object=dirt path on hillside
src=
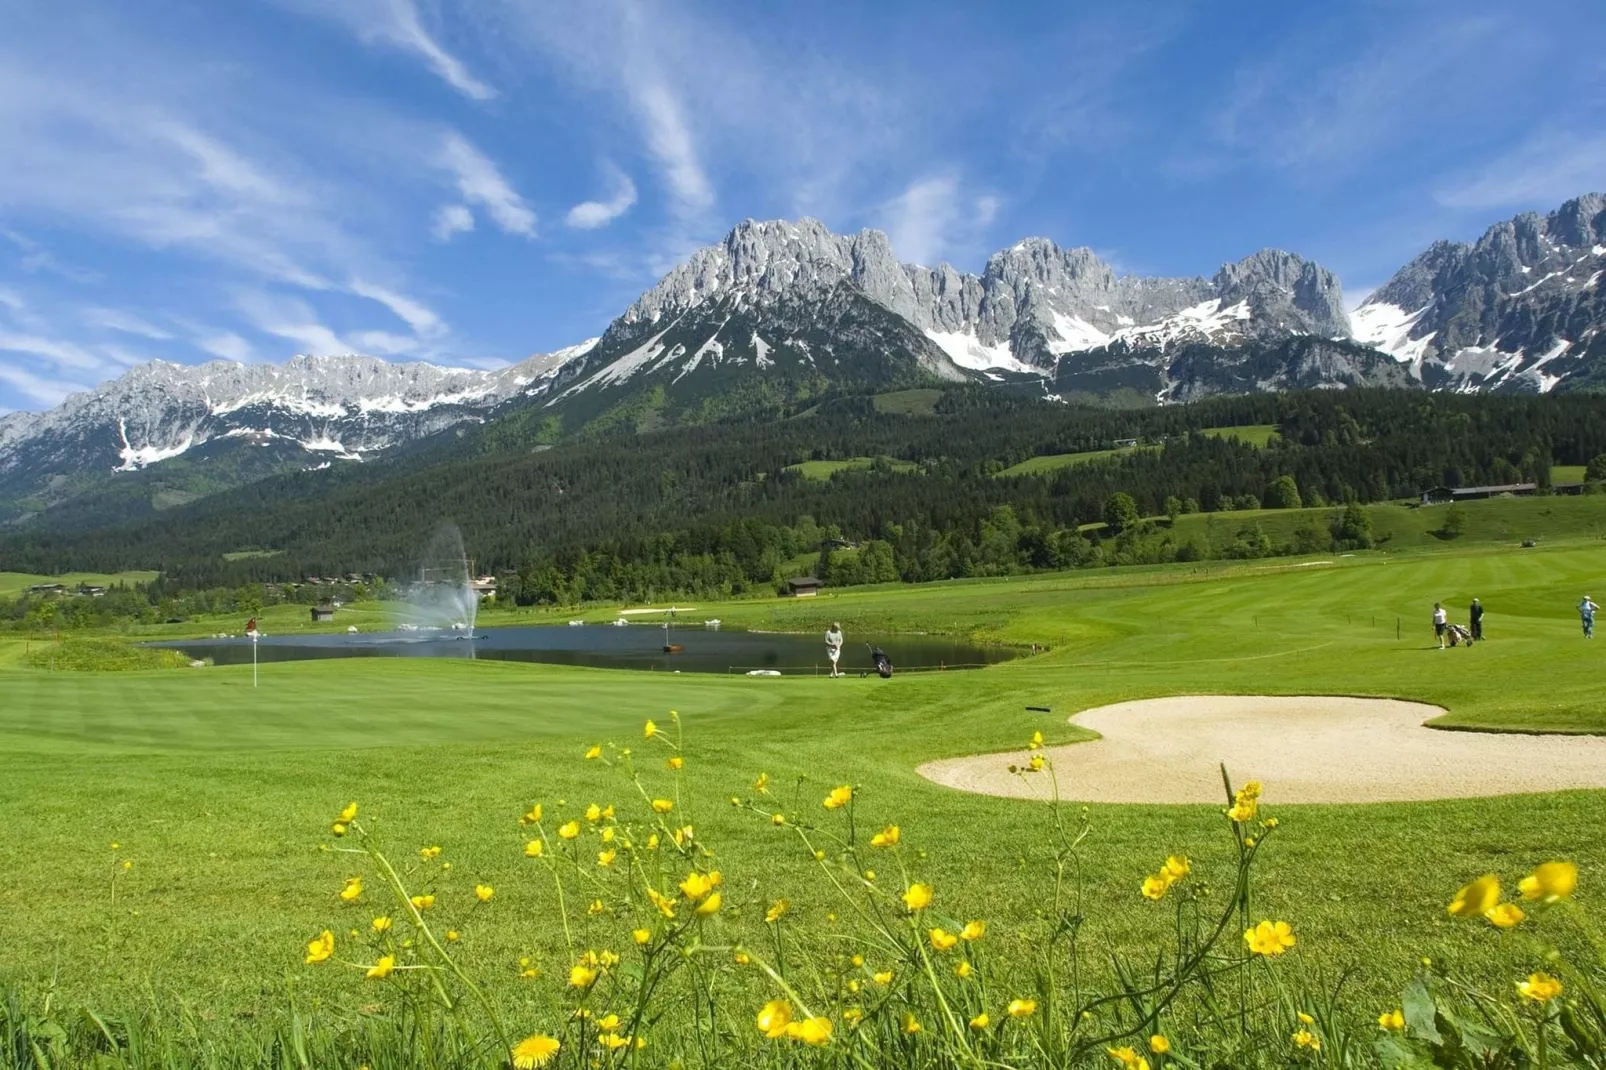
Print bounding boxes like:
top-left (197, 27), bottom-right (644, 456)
top-left (917, 696), bottom-right (1606, 804)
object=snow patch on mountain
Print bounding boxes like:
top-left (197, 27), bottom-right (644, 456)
top-left (924, 329), bottom-right (1032, 373)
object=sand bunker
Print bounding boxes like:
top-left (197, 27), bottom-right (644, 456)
top-left (918, 696), bottom-right (1606, 804)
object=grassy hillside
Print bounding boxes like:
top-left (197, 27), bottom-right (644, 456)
top-left (0, 569), bottom-right (158, 598)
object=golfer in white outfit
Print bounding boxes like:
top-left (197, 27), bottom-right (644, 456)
top-left (826, 622), bottom-right (844, 677)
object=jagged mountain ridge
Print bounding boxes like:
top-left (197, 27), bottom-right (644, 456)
top-left (562, 218), bottom-right (1350, 387)
top-left (1351, 193), bottom-right (1606, 392)
top-left (0, 343), bottom-right (595, 521)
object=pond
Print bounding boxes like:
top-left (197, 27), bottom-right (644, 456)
top-left (153, 623), bottom-right (1017, 676)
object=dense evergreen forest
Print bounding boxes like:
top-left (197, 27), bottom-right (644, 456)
top-left (3, 388), bottom-right (1604, 608)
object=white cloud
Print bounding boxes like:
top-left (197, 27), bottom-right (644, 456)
top-left (0, 361), bottom-right (83, 407)
top-left (880, 175), bottom-right (1000, 267)
top-left (87, 308), bottom-right (175, 340)
top-left (438, 133), bottom-right (537, 237)
top-left (348, 278), bottom-right (445, 337)
top-left (566, 163), bottom-right (638, 229)
top-left (196, 332), bottom-right (254, 362)
top-left (277, 0), bottom-right (495, 101)
top-left (634, 82), bottom-right (714, 219)
top-left (234, 292), bottom-right (351, 356)
top-left (1435, 132), bottom-right (1606, 211)
top-left (0, 331), bottom-right (109, 372)
top-left (431, 203), bottom-right (475, 241)
top-left (0, 287), bottom-right (23, 312)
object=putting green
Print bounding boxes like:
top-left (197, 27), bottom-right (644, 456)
top-left (919, 695), bottom-right (1606, 804)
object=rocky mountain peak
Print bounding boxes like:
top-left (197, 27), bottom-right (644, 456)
top-left (1212, 249), bottom-right (1350, 338)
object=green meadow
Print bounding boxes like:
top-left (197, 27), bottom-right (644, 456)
top-left (4, 517), bottom-right (1605, 1050)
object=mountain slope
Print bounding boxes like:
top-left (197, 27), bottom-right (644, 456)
top-left (0, 344), bottom-right (593, 523)
top-left (1351, 193), bottom-right (1606, 392)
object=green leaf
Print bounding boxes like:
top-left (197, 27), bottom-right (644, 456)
top-left (1402, 977), bottom-right (1442, 1044)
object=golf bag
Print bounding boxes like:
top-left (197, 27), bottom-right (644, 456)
top-left (1447, 623), bottom-right (1473, 647)
top-left (870, 645), bottom-right (893, 679)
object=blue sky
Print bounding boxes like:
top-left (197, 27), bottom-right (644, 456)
top-left (2, 0), bottom-right (1603, 412)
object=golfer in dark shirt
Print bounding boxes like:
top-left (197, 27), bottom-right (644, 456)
top-left (1469, 598), bottom-right (1484, 642)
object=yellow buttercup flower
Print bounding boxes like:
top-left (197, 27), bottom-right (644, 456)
top-left (1292, 1029), bottom-right (1320, 1051)
top-left (673, 825), bottom-right (693, 848)
top-left (1297, 1012), bottom-right (1314, 1025)
top-left (786, 1017), bottom-right (833, 1046)
top-left (873, 970), bottom-right (893, 985)
top-left (602, 804), bottom-right (615, 819)
top-left (961, 920), bottom-right (986, 941)
top-left (1106, 1047), bottom-right (1147, 1070)
top-left (304, 930), bottom-right (334, 965)
top-left (1518, 861), bottom-right (1578, 903)
top-left (1028, 754), bottom-right (1044, 772)
top-left (370, 916), bottom-right (392, 933)
top-left (1485, 902), bottom-right (1524, 928)
top-left (902, 883), bottom-right (933, 911)
top-left (1028, 729), bottom-right (1044, 749)
top-left (1141, 875), bottom-right (1171, 901)
top-left (695, 891), bottom-right (722, 917)
top-left (1226, 780), bottom-right (1261, 823)
top-left (365, 955), bottom-right (394, 980)
top-left (600, 826), bottom-right (615, 843)
top-left (586, 899), bottom-right (604, 915)
top-left (754, 772), bottom-right (770, 793)
top-left (419, 845), bottom-right (441, 860)
top-left (1149, 1034), bottom-right (1170, 1054)
top-left (652, 799), bottom-right (674, 814)
top-left (842, 1008), bottom-right (863, 1026)
top-left (1244, 920), bottom-right (1296, 956)
top-left (524, 839), bottom-right (544, 858)
top-left (632, 927), bottom-right (651, 945)
top-left (339, 877), bottom-right (363, 902)
top-left (521, 804), bottom-right (543, 824)
top-left (647, 888), bottom-right (677, 918)
top-left (870, 824), bottom-right (901, 847)
top-left (679, 872), bottom-right (714, 902)
top-left (1008, 999), bottom-right (1037, 1018)
top-left (510, 1035), bottom-right (560, 1069)
top-left (928, 927), bottom-right (958, 951)
top-left (569, 964), bottom-right (598, 989)
top-left (584, 745), bottom-right (602, 760)
top-left (331, 823), bottom-right (347, 837)
top-left (765, 899), bottom-right (789, 923)
top-left (1378, 1009), bottom-right (1405, 1031)
top-left (597, 1034), bottom-right (629, 1051)
top-left (1517, 972), bottom-right (1563, 1003)
top-left (734, 951), bottom-right (750, 965)
top-left (338, 802), bottom-right (358, 823)
top-left (954, 960), bottom-right (972, 978)
top-left (596, 1014), bottom-right (621, 1033)
top-left (558, 821), bottom-right (580, 840)
top-left (1448, 874), bottom-right (1501, 918)
top-left (822, 785), bottom-right (853, 810)
top-left (410, 894), bottom-right (435, 910)
top-left (667, 756), bottom-right (684, 770)
top-left (756, 1000), bottom-right (792, 1039)
top-left (969, 1012), bottom-right (990, 1030)
top-left (475, 884), bottom-right (494, 903)
top-left (1162, 855), bottom-right (1190, 880)
top-left (900, 1011), bottom-right (922, 1034)
top-left (644, 719), bottom-right (658, 738)
top-left (446, 930), bottom-right (460, 942)
top-left (597, 849), bottom-right (617, 867)
top-left (585, 803), bottom-right (602, 822)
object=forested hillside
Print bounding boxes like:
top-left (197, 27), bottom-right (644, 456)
top-left (4, 388), bottom-right (1603, 607)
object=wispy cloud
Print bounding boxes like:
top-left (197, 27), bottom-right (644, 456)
top-left (431, 203), bottom-right (475, 241)
top-left (1435, 131), bottom-right (1606, 211)
top-left (0, 361), bottom-right (84, 407)
top-left (566, 163), bottom-right (639, 229)
top-left (349, 278), bottom-right (446, 337)
top-left (880, 175), bottom-right (1000, 267)
top-left (87, 308), bottom-right (175, 341)
top-left (196, 331), bottom-right (254, 362)
top-left (437, 133), bottom-right (537, 237)
top-left (277, 0), bottom-right (495, 101)
top-left (0, 331), bottom-right (109, 372)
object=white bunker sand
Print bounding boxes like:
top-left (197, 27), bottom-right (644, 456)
top-left (918, 696), bottom-right (1606, 804)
